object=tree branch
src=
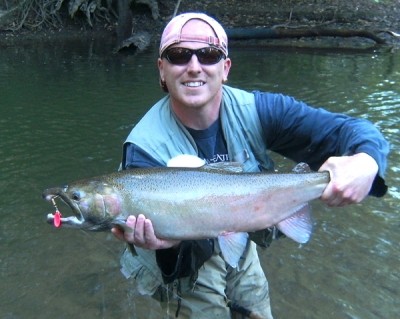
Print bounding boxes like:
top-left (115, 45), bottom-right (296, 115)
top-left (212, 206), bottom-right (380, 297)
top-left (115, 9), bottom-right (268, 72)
top-left (227, 27), bottom-right (387, 44)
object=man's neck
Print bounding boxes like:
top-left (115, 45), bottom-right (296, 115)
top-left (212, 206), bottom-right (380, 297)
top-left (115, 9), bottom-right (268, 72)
top-left (171, 101), bottom-right (221, 130)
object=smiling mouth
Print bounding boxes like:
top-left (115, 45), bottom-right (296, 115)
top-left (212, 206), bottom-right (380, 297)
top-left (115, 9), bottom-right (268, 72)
top-left (183, 81), bottom-right (205, 87)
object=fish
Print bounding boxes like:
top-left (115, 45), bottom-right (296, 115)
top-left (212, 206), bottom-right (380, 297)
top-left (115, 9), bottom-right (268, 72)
top-left (43, 161), bottom-right (329, 267)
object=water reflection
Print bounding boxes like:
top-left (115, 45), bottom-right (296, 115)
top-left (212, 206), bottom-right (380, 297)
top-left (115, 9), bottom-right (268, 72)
top-left (1, 39), bottom-right (399, 319)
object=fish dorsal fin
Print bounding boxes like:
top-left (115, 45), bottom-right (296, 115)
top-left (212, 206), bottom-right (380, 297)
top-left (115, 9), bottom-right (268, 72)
top-left (203, 162), bottom-right (243, 173)
top-left (167, 154), bottom-right (243, 173)
top-left (218, 232), bottom-right (248, 268)
top-left (292, 162), bottom-right (312, 173)
top-left (276, 204), bottom-right (314, 244)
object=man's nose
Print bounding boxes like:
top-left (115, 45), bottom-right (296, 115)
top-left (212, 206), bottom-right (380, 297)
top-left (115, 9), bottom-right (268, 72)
top-left (186, 54), bottom-right (202, 72)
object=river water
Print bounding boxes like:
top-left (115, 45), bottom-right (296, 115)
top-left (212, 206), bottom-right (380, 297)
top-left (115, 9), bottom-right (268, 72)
top-left (1, 38), bottom-right (399, 319)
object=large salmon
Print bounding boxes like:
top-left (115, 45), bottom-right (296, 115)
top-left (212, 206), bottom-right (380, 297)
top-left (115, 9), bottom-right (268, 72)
top-left (43, 162), bottom-right (329, 267)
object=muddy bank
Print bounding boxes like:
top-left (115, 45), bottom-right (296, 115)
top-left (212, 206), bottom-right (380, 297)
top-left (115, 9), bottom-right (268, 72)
top-left (1, 0), bottom-right (399, 49)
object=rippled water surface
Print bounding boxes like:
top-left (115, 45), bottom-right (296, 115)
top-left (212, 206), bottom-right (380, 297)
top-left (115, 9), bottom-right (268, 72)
top-left (1, 39), bottom-right (399, 319)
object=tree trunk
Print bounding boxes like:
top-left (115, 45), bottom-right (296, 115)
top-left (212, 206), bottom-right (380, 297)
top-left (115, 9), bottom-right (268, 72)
top-left (117, 0), bottom-right (133, 46)
top-left (226, 27), bottom-right (386, 44)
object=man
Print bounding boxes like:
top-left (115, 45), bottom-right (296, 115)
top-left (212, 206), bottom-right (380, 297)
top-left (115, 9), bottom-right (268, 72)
top-left (112, 13), bottom-right (389, 319)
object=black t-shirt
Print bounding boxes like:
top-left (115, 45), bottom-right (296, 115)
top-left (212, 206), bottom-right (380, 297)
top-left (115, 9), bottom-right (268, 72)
top-left (185, 118), bottom-right (229, 164)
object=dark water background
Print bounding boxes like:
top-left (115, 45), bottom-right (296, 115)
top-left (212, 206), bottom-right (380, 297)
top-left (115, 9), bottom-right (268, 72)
top-left (1, 38), bottom-right (399, 319)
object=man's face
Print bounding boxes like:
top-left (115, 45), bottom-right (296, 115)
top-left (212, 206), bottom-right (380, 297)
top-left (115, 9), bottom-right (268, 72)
top-left (158, 19), bottom-right (231, 111)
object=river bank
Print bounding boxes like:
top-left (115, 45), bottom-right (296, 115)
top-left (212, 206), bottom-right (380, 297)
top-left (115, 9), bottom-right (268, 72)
top-left (1, 0), bottom-right (399, 49)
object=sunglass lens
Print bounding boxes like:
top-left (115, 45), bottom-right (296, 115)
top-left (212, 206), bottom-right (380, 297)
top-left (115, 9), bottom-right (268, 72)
top-left (165, 48), bottom-right (192, 65)
top-left (197, 48), bottom-right (224, 64)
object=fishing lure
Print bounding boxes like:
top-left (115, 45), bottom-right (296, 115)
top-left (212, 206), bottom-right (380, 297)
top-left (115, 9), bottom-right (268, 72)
top-left (51, 197), bottom-right (62, 228)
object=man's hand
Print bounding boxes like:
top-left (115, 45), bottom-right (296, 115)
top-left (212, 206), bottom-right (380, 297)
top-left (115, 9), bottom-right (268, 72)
top-left (111, 214), bottom-right (181, 250)
top-left (318, 152), bottom-right (379, 207)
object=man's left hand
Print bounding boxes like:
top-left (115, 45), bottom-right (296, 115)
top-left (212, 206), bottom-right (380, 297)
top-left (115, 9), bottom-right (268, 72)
top-left (318, 152), bottom-right (379, 207)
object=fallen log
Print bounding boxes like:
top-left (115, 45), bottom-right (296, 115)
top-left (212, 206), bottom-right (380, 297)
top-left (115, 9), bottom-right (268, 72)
top-left (226, 27), bottom-right (386, 44)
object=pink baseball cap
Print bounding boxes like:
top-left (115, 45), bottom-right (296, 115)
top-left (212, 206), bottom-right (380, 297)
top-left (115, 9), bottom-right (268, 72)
top-left (159, 13), bottom-right (228, 58)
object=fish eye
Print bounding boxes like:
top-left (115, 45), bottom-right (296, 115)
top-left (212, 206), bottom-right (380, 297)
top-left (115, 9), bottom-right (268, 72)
top-left (72, 191), bottom-right (81, 201)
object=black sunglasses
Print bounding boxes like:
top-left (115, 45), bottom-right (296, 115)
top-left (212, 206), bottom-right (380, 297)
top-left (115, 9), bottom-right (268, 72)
top-left (162, 47), bottom-right (226, 65)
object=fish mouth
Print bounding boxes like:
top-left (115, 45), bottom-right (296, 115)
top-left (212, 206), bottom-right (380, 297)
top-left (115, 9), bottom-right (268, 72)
top-left (46, 213), bottom-right (84, 227)
top-left (43, 186), bottom-right (86, 228)
top-left (43, 186), bottom-right (113, 231)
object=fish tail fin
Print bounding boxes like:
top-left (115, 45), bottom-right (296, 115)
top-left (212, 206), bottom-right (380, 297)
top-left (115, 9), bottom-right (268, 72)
top-left (218, 232), bottom-right (249, 268)
top-left (277, 204), bottom-right (314, 244)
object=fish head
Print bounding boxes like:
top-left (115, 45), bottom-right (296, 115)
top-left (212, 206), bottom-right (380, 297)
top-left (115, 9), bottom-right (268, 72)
top-left (43, 179), bottom-right (123, 231)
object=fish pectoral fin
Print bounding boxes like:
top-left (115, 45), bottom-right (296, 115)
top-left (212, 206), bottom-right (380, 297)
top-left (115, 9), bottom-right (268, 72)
top-left (277, 203), bottom-right (314, 244)
top-left (111, 218), bottom-right (134, 234)
top-left (218, 232), bottom-right (248, 268)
